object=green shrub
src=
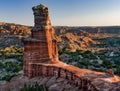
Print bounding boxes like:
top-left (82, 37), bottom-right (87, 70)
top-left (102, 60), bottom-right (112, 68)
top-left (80, 60), bottom-right (90, 67)
top-left (2, 74), bottom-right (16, 81)
top-left (0, 62), bottom-right (3, 68)
top-left (21, 83), bottom-right (48, 91)
top-left (116, 65), bottom-right (120, 75)
top-left (4, 61), bottom-right (22, 72)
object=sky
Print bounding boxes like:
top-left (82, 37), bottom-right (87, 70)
top-left (0, 0), bottom-right (120, 26)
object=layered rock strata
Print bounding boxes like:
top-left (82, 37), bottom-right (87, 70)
top-left (23, 4), bottom-right (59, 77)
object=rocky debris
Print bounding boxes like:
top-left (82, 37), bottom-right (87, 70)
top-left (0, 75), bottom-right (83, 91)
top-left (59, 53), bottom-right (71, 62)
top-left (107, 69), bottom-right (114, 76)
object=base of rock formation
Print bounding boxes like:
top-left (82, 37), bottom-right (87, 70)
top-left (0, 75), bottom-right (83, 91)
top-left (0, 67), bottom-right (120, 91)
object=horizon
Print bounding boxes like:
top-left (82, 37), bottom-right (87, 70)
top-left (1, 21), bottom-right (120, 27)
top-left (0, 0), bottom-right (120, 26)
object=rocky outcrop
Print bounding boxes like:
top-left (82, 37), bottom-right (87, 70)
top-left (56, 33), bottom-right (96, 51)
top-left (0, 74), bottom-right (90, 91)
top-left (23, 4), bottom-right (59, 77)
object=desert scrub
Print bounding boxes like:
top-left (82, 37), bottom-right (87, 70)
top-left (1, 73), bottom-right (17, 81)
top-left (102, 60), bottom-right (113, 68)
top-left (21, 83), bottom-right (48, 91)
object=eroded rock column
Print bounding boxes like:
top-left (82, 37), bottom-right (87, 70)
top-left (23, 4), bottom-right (59, 77)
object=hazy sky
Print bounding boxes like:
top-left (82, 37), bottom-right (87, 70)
top-left (0, 0), bottom-right (120, 26)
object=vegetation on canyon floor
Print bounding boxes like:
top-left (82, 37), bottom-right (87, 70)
top-left (59, 49), bottom-right (120, 75)
top-left (0, 46), bottom-right (23, 81)
top-left (21, 82), bottom-right (48, 91)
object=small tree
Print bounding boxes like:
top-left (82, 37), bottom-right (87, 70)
top-left (0, 62), bottom-right (3, 68)
top-left (102, 60), bottom-right (112, 68)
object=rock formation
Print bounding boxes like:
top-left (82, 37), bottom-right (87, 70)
top-left (21, 4), bottom-right (120, 91)
top-left (23, 4), bottom-right (59, 77)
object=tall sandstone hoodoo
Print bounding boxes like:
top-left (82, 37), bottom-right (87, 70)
top-left (23, 4), bottom-right (59, 77)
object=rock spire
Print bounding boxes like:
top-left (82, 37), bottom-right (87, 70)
top-left (23, 4), bottom-right (59, 77)
top-left (32, 4), bottom-right (52, 31)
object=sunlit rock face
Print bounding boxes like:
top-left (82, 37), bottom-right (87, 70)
top-left (23, 4), bottom-right (59, 77)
